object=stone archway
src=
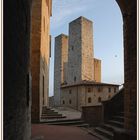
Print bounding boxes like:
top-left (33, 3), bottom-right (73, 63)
top-left (3, 0), bottom-right (137, 140)
top-left (116, 0), bottom-right (137, 131)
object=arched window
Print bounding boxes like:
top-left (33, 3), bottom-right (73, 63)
top-left (88, 97), bottom-right (92, 103)
top-left (98, 97), bottom-right (102, 102)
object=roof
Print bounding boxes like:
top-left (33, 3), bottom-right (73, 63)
top-left (61, 80), bottom-right (120, 88)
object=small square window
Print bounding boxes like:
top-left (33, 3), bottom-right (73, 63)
top-left (74, 76), bottom-right (76, 82)
top-left (114, 87), bottom-right (116, 93)
top-left (69, 90), bottom-right (71, 94)
top-left (98, 87), bottom-right (101, 92)
top-left (62, 100), bottom-right (65, 104)
top-left (108, 88), bottom-right (111, 93)
top-left (69, 100), bottom-right (72, 104)
top-left (88, 87), bottom-right (91, 93)
top-left (88, 97), bottom-right (92, 103)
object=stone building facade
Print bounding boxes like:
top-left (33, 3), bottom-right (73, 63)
top-left (54, 34), bottom-right (68, 106)
top-left (61, 81), bottom-right (119, 111)
top-left (31, 0), bottom-right (52, 122)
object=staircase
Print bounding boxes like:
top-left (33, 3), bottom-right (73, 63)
top-left (87, 88), bottom-right (125, 140)
top-left (41, 107), bottom-right (66, 120)
top-left (42, 118), bottom-right (89, 128)
top-left (88, 112), bottom-right (124, 140)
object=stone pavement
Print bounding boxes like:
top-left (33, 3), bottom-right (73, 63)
top-left (32, 124), bottom-right (99, 140)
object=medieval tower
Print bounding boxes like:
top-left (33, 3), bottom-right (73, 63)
top-left (54, 16), bottom-right (101, 106)
top-left (31, 0), bottom-right (52, 122)
top-left (54, 34), bottom-right (69, 106)
top-left (67, 16), bottom-right (95, 84)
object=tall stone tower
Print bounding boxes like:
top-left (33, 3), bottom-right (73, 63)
top-left (54, 34), bottom-right (69, 106)
top-left (31, 0), bottom-right (52, 122)
top-left (67, 16), bottom-right (94, 84)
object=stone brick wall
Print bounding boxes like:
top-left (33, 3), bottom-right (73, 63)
top-left (31, 0), bottom-right (51, 122)
top-left (54, 34), bottom-right (68, 106)
top-left (81, 106), bottom-right (103, 126)
top-left (61, 84), bottom-right (119, 111)
top-left (4, 0), bottom-right (31, 139)
top-left (68, 17), bottom-right (94, 85)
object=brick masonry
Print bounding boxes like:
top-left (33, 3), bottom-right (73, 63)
top-left (54, 34), bottom-right (68, 106)
top-left (31, 0), bottom-right (52, 122)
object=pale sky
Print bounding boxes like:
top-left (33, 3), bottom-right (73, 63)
top-left (49, 0), bottom-right (124, 96)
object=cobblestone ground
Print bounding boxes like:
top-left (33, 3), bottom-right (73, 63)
top-left (32, 124), bottom-right (99, 140)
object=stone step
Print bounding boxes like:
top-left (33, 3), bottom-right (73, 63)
top-left (113, 116), bottom-right (124, 122)
top-left (75, 123), bottom-right (89, 128)
top-left (88, 129), bottom-right (110, 140)
top-left (100, 124), bottom-right (114, 133)
top-left (101, 124), bottom-right (125, 133)
top-left (118, 112), bottom-right (124, 116)
top-left (42, 110), bottom-right (57, 113)
top-left (108, 120), bottom-right (124, 128)
top-left (43, 118), bottom-right (81, 123)
top-left (41, 116), bottom-right (66, 119)
top-left (45, 120), bottom-right (85, 125)
top-left (41, 113), bottom-right (62, 117)
top-left (95, 127), bottom-right (114, 140)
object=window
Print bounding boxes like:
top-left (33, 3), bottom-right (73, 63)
top-left (108, 87), bottom-right (111, 93)
top-left (62, 100), bottom-right (65, 104)
top-left (98, 97), bottom-right (102, 102)
top-left (74, 76), bottom-right (76, 82)
top-left (88, 97), bottom-right (92, 103)
top-left (114, 87), bottom-right (116, 93)
top-left (71, 45), bottom-right (74, 51)
top-left (69, 100), bottom-right (72, 104)
top-left (88, 87), bottom-right (91, 93)
top-left (69, 90), bottom-right (71, 94)
top-left (98, 87), bottom-right (101, 92)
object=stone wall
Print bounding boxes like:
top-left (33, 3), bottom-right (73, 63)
top-left (61, 84), bottom-right (119, 111)
top-left (54, 34), bottom-right (68, 106)
top-left (94, 58), bottom-right (101, 82)
top-left (68, 17), bottom-right (94, 85)
top-left (4, 0), bottom-right (31, 139)
top-left (81, 105), bottom-right (103, 126)
top-left (31, 0), bottom-right (51, 122)
top-left (116, 0), bottom-right (137, 131)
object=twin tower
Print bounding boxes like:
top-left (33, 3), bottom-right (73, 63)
top-left (54, 16), bottom-right (101, 106)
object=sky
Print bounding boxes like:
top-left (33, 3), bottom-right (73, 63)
top-left (49, 0), bottom-right (124, 97)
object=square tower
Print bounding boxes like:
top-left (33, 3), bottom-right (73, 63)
top-left (68, 16), bottom-right (94, 85)
top-left (54, 34), bottom-right (68, 106)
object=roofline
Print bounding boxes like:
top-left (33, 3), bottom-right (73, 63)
top-left (61, 82), bottom-right (120, 89)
